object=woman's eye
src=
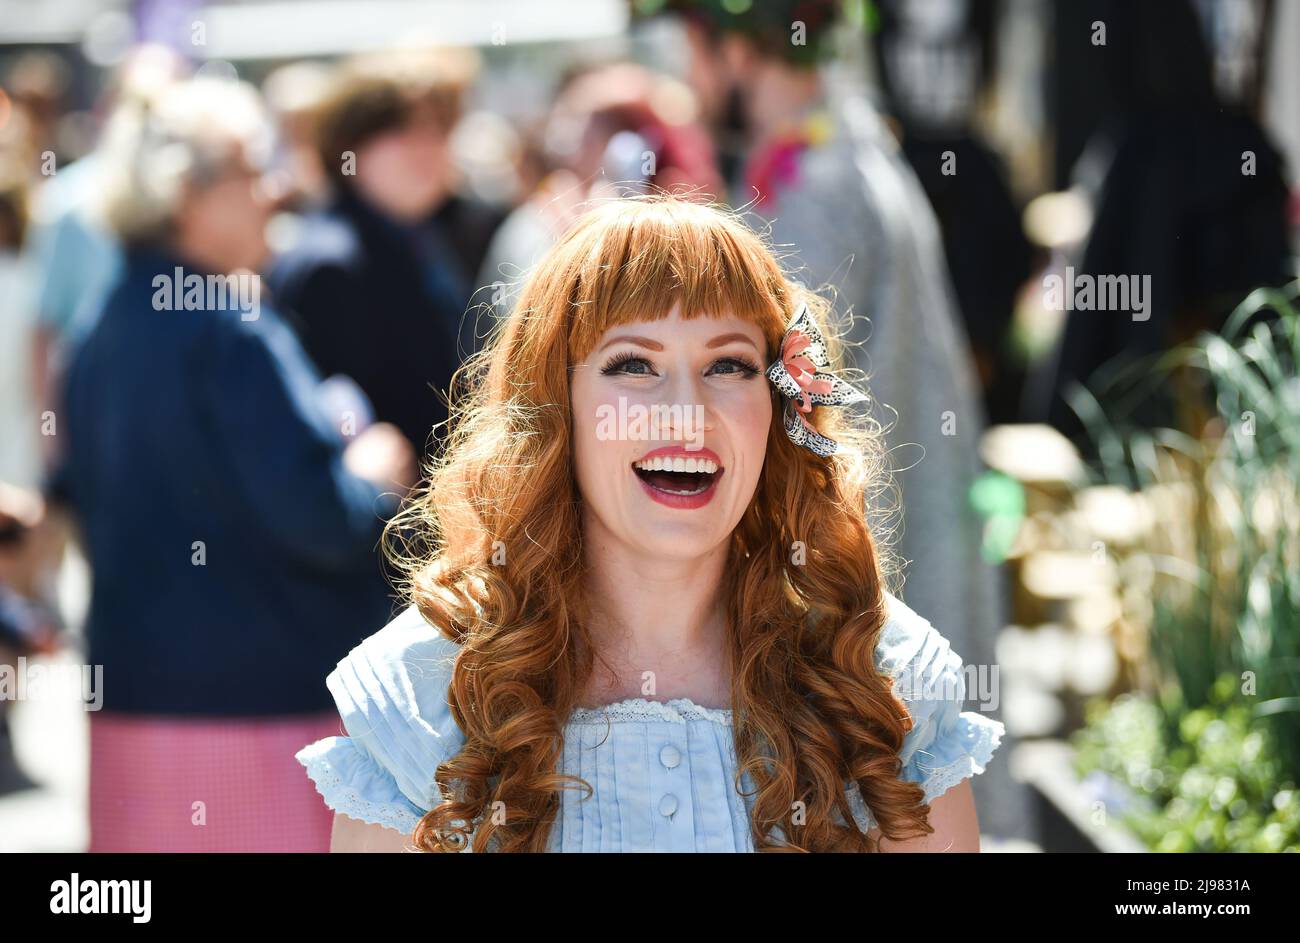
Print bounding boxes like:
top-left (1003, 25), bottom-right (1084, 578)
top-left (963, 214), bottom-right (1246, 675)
top-left (599, 353), bottom-right (759, 377)
top-left (707, 357), bottom-right (761, 377)
top-left (600, 353), bottom-right (655, 376)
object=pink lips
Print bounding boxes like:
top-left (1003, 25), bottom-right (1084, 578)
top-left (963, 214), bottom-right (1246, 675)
top-left (631, 445), bottom-right (725, 510)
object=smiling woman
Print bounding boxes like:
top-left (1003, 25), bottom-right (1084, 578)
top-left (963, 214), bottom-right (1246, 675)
top-left (570, 303), bottom-right (771, 550)
top-left (295, 194), bottom-right (1005, 852)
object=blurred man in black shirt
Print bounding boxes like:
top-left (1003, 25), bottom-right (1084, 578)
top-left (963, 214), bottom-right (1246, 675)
top-left (270, 48), bottom-right (506, 457)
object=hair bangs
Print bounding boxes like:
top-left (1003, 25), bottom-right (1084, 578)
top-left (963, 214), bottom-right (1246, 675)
top-left (562, 197), bottom-right (791, 365)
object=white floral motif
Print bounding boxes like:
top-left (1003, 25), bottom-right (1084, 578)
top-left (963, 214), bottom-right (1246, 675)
top-left (566, 696), bottom-right (734, 727)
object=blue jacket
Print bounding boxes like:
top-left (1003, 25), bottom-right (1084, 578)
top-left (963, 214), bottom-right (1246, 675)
top-left (53, 245), bottom-right (399, 716)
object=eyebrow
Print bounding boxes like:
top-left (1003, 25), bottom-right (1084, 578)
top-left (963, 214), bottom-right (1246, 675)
top-left (705, 332), bottom-right (760, 350)
top-left (596, 332), bottom-right (759, 353)
top-left (598, 335), bottom-right (664, 352)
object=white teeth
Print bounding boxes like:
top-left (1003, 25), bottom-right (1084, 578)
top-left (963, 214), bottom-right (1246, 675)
top-left (659, 483), bottom-right (706, 495)
top-left (632, 456), bottom-right (721, 474)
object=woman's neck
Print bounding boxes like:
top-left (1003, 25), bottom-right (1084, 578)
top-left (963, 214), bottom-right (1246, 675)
top-left (579, 516), bottom-right (732, 707)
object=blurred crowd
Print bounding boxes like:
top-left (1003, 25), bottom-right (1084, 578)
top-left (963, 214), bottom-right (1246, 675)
top-left (0, 0), bottom-right (1295, 850)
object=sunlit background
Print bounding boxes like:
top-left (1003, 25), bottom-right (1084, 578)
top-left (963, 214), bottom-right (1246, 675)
top-left (1, 0), bottom-right (1298, 853)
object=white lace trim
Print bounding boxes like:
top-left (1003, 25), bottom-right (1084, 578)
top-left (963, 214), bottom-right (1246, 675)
top-left (566, 696), bottom-right (733, 726)
top-left (916, 714), bottom-right (1004, 805)
top-left (297, 747), bottom-right (424, 835)
top-left (844, 714), bottom-right (1005, 832)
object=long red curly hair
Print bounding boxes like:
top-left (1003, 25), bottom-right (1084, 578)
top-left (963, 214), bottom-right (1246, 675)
top-left (385, 194), bottom-right (934, 851)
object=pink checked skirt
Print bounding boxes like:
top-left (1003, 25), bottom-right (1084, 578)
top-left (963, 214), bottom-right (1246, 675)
top-left (89, 710), bottom-right (343, 852)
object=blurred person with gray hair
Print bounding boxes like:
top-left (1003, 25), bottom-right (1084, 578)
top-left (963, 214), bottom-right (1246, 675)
top-left (49, 76), bottom-right (415, 851)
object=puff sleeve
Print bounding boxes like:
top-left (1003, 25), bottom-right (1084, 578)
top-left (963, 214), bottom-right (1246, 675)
top-left (875, 592), bottom-right (1005, 805)
top-left (295, 605), bottom-right (467, 834)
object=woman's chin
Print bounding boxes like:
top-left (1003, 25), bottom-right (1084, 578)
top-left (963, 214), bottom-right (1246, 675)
top-left (619, 516), bottom-right (734, 563)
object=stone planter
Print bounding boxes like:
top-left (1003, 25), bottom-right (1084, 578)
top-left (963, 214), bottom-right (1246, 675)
top-left (1012, 739), bottom-right (1149, 853)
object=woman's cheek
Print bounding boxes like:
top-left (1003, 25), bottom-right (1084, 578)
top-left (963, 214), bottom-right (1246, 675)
top-left (726, 388), bottom-right (773, 459)
top-left (711, 388), bottom-right (771, 505)
top-left (570, 376), bottom-right (606, 500)
top-left (575, 383), bottom-right (638, 501)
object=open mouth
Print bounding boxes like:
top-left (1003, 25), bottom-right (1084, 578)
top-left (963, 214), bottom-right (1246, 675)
top-left (632, 455), bottom-right (722, 497)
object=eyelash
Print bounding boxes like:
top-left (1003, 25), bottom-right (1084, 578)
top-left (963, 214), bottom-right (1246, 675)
top-left (599, 353), bottom-right (761, 378)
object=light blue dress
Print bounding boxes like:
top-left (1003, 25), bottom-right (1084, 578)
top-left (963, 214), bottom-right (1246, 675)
top-left (295, 591), bottom-right (1004, 851)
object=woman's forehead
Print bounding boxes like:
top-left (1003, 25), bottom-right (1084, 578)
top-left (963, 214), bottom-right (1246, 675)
top-left (586, 308), bottom-right (769, 352)
top-left (602, 305), bottom-right (762, 332)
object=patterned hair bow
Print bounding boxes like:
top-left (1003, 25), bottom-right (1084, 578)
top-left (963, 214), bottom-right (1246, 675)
top-left (766, 302), bottom-right (869, 457)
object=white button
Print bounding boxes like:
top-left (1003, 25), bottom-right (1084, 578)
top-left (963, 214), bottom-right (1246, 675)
top-left (659, 793), bottom-right (678, 817)
top-left (659, 744), bottom-right (682, 769)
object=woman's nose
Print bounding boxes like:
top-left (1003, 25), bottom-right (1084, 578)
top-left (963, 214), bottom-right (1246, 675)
top-left (663, 364), bottom-right (704, 410)
top-left (660, 368), bottom-right (715, 439)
